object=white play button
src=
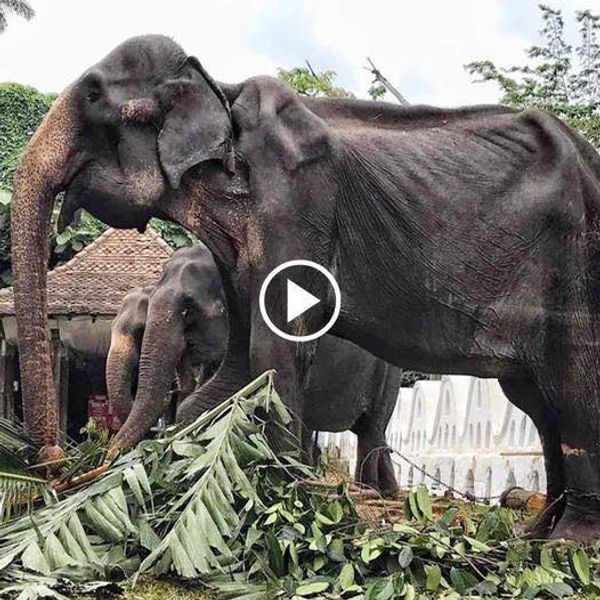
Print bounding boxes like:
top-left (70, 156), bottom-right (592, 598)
top-left (287, 279), bottom-right (320, 322)
top-left (259, 260), bottom-right (342, 342)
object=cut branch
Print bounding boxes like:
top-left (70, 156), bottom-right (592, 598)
top-left (366, 57), bottom-right (410, 105)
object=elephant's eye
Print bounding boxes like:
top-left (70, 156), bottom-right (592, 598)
top-left (87, 90), bottom-right (101, 104)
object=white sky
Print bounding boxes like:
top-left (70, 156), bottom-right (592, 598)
top-left (0, 0), bottom-right (596, 106)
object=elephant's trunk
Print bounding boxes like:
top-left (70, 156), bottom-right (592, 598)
top-left (109, 299), bottom-right (185, 455)
top-left (106, 332), bottom-right (139, 423)
top-left (11, 91), bottom-right (77, 463)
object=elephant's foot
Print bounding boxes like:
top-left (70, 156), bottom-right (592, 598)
top-left (549, 492), bottom-right (600, 543)
top-left (521, 494), bottom-right (566, 539)
top-left (545, 447), bottom-right (600, 542)
top-left (355, 446), bottom-right (398, 498)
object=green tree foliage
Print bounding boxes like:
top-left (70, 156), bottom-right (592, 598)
top-left (0, 84), bottom-right (57, 283)
top-left (368, 82), bottom-right (388, 101)
top-left (0, 0), bottom-right (34, 33)
top-left (278, 66), bottom-right (353, 98)
top-left (0, 83), bottom-right (55, 190)
top-left (466, 4), bottom-right (600, 146)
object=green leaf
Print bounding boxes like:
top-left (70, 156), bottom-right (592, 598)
top-left (464, 535), bottom-right (491, 553)
top-left (416, 486), bottom-right (433, 521)
top-left (366, 577), bottom-right (395, 600)
top-left (398, 546), bottom-right (413, 568)
top-left (295, 581), bottom-right (330, 596)
top-left (21, 541), bottom-right (50, 575)
top-left (426, 564), bottom-right (442, 591)
top-left (407, 491), bottom-right (421, 521)
top-left (44, 532), bottom-right (76, 570)
top-left (55, 230), bottom-right (71, 245)
top-left (139, 518), bottom-right (161, 551)
top-left (265, 531), bottom-right (284, 577)
top-left (543, 582), bottom-right (574, 598)
top-left (338, 563), bottom-right (355, 590)
top-left (327, 500), bottom-right (344, 523)
top-left (571, 548), bottom-right (590, 585)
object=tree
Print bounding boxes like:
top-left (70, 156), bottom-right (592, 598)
top-left (0, 0), bottom-right (34, 33)
top-left (466, 4), bottom-right (600, 146)
top-left (277, 64), bottom-right (353, 98)
top-left (278, 60), bottom-right (408, 103)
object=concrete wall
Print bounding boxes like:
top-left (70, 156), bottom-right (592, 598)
top-left (318, 375), bottom-right (546, 500)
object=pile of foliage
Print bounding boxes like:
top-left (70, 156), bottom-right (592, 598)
top-left (467, 4), bottom-right (600, 146)
top-left (1, 372), bottom-right (600, 599)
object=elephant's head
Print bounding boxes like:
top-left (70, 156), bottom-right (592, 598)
top-left (109, 244), bottom-right (228, 453)
top-left (11, 35), bottom-right (235, 459)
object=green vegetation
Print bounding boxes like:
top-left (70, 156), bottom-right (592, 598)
top-left (278, 66), bottom-right (353, 98)
top-left (467, 4), bottom-right (600, 146)
top-left (2, 373), bottom-right (600, 599)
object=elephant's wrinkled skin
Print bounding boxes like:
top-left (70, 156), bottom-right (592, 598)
top-left (11, 35), bottom-right (600, 539)
top-left (106, 244), bottom-right (227, 448)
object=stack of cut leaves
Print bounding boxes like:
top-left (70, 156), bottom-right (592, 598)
top-left (1, 372), bottom-right (600, 599)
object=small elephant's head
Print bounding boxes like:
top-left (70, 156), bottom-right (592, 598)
top-left (11, 35), bottom-right (233, 455)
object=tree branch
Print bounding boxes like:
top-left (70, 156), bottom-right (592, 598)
top-left (366, 57), bottom-right (410, 105)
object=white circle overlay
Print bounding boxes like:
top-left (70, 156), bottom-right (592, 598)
top-left (259, 259), bottom-right (341, 342)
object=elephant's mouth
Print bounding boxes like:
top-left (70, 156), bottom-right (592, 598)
top-left (57, 176), bottom-right (155, 234)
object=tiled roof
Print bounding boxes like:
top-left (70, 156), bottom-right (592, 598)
top-left (0, 227), bottom-right (173, 317)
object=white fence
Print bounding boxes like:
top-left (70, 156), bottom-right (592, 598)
top-left (318, 375), bottom-right (546, 499)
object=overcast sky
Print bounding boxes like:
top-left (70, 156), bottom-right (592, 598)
top-left (0, 0), bottom-right (595, 106)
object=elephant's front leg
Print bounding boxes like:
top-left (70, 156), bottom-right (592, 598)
top-left (250, 300), bottom-right (314, 451)
top-left (249, 315), bottom-right (306, 439)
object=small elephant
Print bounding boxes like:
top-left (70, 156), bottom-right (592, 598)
top-left (303, 335), bottom-right (402, 497)
top-left (106, 243), bottom-right (228, 431)
top-left (109, 244), bottom-right (400, 496)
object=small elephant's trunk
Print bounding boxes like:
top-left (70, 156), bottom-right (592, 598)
top-left (109, 299), bottom-right (185, 455)
top-left (106, 332), bottom-right (139, 423)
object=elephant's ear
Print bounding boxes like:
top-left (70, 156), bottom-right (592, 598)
top-left (232, 76), bottom-right (331, 174)
top-left (158, 57), bottom-right (233, 189)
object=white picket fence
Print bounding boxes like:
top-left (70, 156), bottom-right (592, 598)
top-left (318, 375), bottom-right (546, 500)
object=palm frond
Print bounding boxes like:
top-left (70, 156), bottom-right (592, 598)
top-left (0, 371), bottom-right (301, 596)
top-left (0, 421), bottom-right (49, 522)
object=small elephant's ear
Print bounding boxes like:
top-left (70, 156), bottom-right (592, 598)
top-left (158, 57), bottom-right (233, 189)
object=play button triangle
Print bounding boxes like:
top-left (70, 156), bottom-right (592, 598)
top-left (287, 279), bottom-right (320, 323)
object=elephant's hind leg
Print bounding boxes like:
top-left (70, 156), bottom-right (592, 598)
top-left (352, 415), bottom-right (398, 498)
top-left (499, 375), bottom-right (565, 538)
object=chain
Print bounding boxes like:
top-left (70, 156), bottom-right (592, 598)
top-left (387, 447), bottom-right (503, 503)
top-left (564, 488), bottom-right (600, 502)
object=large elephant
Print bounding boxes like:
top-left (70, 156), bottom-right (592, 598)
top-left (106, 244), bottom-right (228, 428)
top-left (107, 243), bottom-right (401, 495)
top-left (11, 35), bottom-right (600, 539)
